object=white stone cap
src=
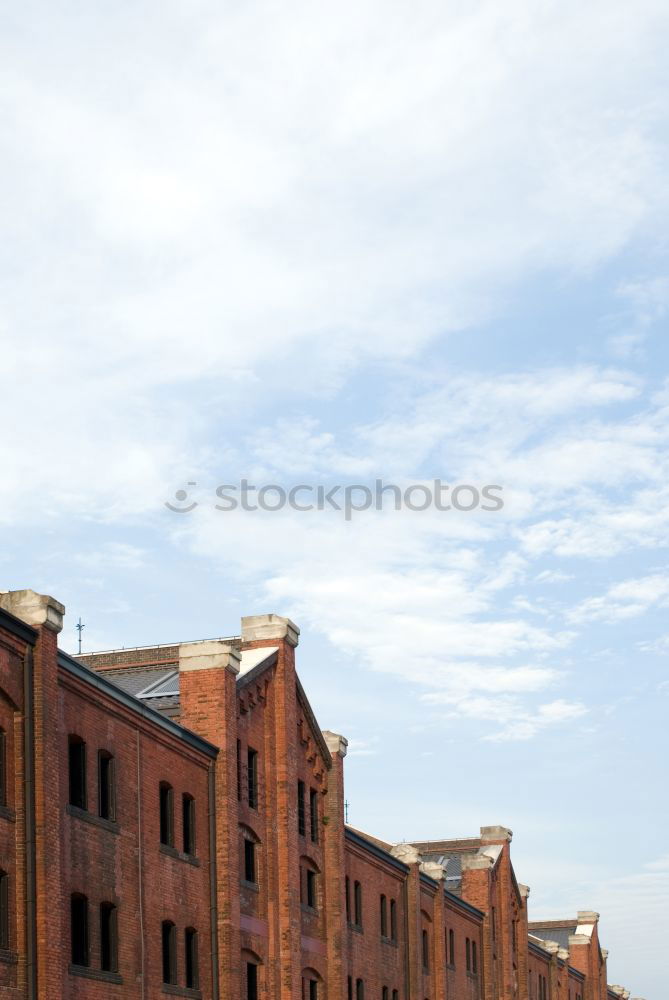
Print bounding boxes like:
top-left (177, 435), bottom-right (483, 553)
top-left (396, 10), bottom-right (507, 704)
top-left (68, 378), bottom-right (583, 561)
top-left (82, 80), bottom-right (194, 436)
top-left (179, 640), bottom-right (241, 675)
top-left (480, 825), bottom-right (513, 842)
top-left (569, 933), bottom-right (591, 947)
top-left (557, 948), bottom-right (570, 961)
top-left (543, 941), bottom-right (560, 955)
top-left (461, 852), bottom-right (494, 871)
top-left (0, 589), bottom-right (65, 633)
top-left (518, 883), bottom-right (530, 899)
top-left (420, 860), bottom-right (445, 881)
top-left (577, 910), bottom-right (599, 923)
top-left (609, 989), bottom-right (629, 999)
top-left (391, 842), bottom-right (421, 865)
top-left (322, 731), bottom-right (348, 758)
top-left (601, 948), bottom-right (609, 959)
top-left (241, 614), bottom-right (300, 647)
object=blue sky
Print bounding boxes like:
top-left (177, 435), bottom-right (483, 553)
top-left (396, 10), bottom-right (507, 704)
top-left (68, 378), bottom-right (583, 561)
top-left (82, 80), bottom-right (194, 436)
top-left (1, 1), bottom-right (668, 995)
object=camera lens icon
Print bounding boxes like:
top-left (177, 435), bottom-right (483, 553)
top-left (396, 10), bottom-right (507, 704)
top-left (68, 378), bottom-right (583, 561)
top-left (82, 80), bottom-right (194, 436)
top-left (165, 482), bottom-right (199, 513)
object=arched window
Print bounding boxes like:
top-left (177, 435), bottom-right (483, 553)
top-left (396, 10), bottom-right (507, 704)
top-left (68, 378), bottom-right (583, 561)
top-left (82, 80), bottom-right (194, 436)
top-left (98, 750), bottom-right (115, 821)
top-left (0, 870), bottom-right (8, 950)
top-left (422, 928), bottom-right (429, 971)
top-left (162, 920), bottom-right (177, 984)
top-left (241, 826), bottom-right (260, 885)
top-left (100, 902), bottom-right (118, 972)
top-left (71, 893), bottom-right (89, 967)
top-left (390, 898), bottom-right (397, 941)
top-left (182, 794), bottom-right (196, 855)
top-left (449, 928), bottom-right (455, 966)
top-left (159, 782), bottom-right (174, 846)
top-left (382, 988), bottom-right (389, 1000)
top-left (302, 967), bottom-right (322, 1000)
top-left (380, 894), bottom-right (387, 937)
top-left (185, 927), bottom-right (199, 988)
top-left (68, 735), bottom-right (87, 810)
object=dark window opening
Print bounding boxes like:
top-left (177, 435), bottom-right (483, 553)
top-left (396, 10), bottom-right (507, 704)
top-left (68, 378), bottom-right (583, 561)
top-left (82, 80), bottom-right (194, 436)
top-left (247, 748), bottom-right (258, 809)
top-left (159, 782), bottom-right (174, 847)
top-left (306, 868), bottom-right (317, 909)
top-left (183, 794), bottom-right (196, 855)
top-left (390, 898), bottom-right (397, 942)
top-left (162, 920), bottom-right (177, 985)
top-left (472, 940), bottom-right (478, 975)
top-left (466, 937), bottom-right (471, 972)
top-left (382, 988), bottom-right (389, 1000)
top-left (71, 893), bottom-right (89, 967)
top-left (0, 870), bottom-right (8, 950)
top-left (309, 788), bottom-right (319, 843)
top-left (98, 751), bottom-right (115, 821)
top-left (345, 876), bottom-right (350, 921)
top-left (392, 992), bottom-right (399, 1000)
top-left (0, 729), bottom-right (6, 807)
top-left (449, 929), bottom-right (455, 966)
top-left (247, 961), bottom-right (258, 1000)
top-left (185, 927), bottom-right (199, 988)
top-left (347, 976), bottom-right (352, 1000)
top-left (68, 736), bottom-right (87, 810)
top-left (100, 902), bottom-right (118, 973)
top-left (356, 978), bottom-right (365, 1000)
top-left (422, 929), bottom-right (429, 971)
top-left (297, 780), bottom-right (306, 835)
top-left (354, 880), bottom-right (362, 927)
top-left (244, 838), bottom-right (256, 883)
top-left (380, 894), bottom-right (387, 936)
top-left (237, 740), bottom-right (242, 801)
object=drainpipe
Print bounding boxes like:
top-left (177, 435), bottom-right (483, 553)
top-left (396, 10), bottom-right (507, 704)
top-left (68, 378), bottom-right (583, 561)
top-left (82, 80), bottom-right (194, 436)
top-left (209, 761), bottom-right (220, 999)
top-left (23, 645), bottom-right (37, 1000)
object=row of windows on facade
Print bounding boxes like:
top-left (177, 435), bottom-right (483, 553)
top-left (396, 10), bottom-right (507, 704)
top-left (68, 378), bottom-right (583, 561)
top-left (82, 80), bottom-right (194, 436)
top-left (69, 893), bottom-right (199, 989)
top-left (348, 978), bottom-right (400, 1000)
top-left (344, 878), bottom-right (399, 938)
top-left (241, 831), bottom-right (320, 914)
top-left (529, 972), bottom-right (550, 1000)
top-left (67, 736), bottom-right (197, 856)
top-left (236, 743), bottom-right (321, 846)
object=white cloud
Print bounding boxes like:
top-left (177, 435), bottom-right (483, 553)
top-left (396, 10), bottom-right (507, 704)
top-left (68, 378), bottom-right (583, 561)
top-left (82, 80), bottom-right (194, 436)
top-left (568, 572), bottom-right (669, 624)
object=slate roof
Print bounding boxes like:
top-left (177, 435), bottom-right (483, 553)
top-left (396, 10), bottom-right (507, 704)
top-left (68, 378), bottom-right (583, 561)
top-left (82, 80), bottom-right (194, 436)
top-left (528, 925), bottom-right (575, 950)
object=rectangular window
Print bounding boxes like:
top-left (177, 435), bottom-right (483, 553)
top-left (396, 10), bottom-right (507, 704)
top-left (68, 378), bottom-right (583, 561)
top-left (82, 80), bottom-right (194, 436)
top-left (390, 898), bottom-right (397, 942)
top-left (466, 937), bottom-right (471, 972)
top-left (392, 992), bottom-right (399, 1000)
top-left (159, 783), bottom-right (174, 846)
top-left (185, 928), bottom-right (199, 988)
top-left (71, 894), bottom-right (89, 967)
top-left (0, 728), bottom-right (6, 807)
top-left (0, 871), bottom-right (8, 950)
top-left (297, 780), bottom-right (306, 835)
top-left (380, 894), bottom-right (387, 937)
top-left (247, 748), bottom-right (258, 809)
top-left (491, 906), bottom-right (497, 942)
top-left (382, 989), bottom-right (389, 1000)
top-left (306, 868), bottom-right (317, 909)
top-left (98, 751), bottom-right (115, 821)
top-left (162, 921), bottom-right (177, 984)
top-left (310, 788), bottom-right (319, 843)
top-left (449, 929), bottom-right (455, 966)
top-left (354, 880), bottom-right (363, 927)
top-left (68, 736), bottom-right (87, 810)
top-left (244, 838), bottom-right (256, 883)
top-left (183, 794), bottom-right (196, 855)
top-left (422, 929), bottom-right (429, 971)
top-left (345, 876), bottom-right (350, 921)
top-left (237, 740), bottom-right (242, 801)
top-left (100, 902), bottom-right (118, 973)
top-left (472, 940), bottom-right (478, 975)
top-left (347, 976), bottom-right (352, 1000)
top-left (356, 978), bottom-right (364, 1000)
top-left (247, 961), bottom-right (258, 1000)
top-left (309, 980), bottom-right (318, 1000)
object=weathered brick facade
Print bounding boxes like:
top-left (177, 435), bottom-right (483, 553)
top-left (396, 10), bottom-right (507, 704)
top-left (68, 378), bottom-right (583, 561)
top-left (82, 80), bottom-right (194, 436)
top-left (0, 590), bottom-right (644, 1000)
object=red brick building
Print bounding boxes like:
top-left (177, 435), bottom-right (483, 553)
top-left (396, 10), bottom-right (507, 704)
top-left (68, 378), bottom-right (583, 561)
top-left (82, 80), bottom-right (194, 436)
top-left (0, 590), bottom-right (645, 1000)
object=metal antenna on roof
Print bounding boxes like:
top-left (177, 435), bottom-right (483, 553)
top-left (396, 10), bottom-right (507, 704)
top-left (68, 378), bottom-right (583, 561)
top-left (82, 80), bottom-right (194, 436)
top-left (344, 799), bottom-right (350, 823)
top-left (76, 617), bottom-right (85, 654)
